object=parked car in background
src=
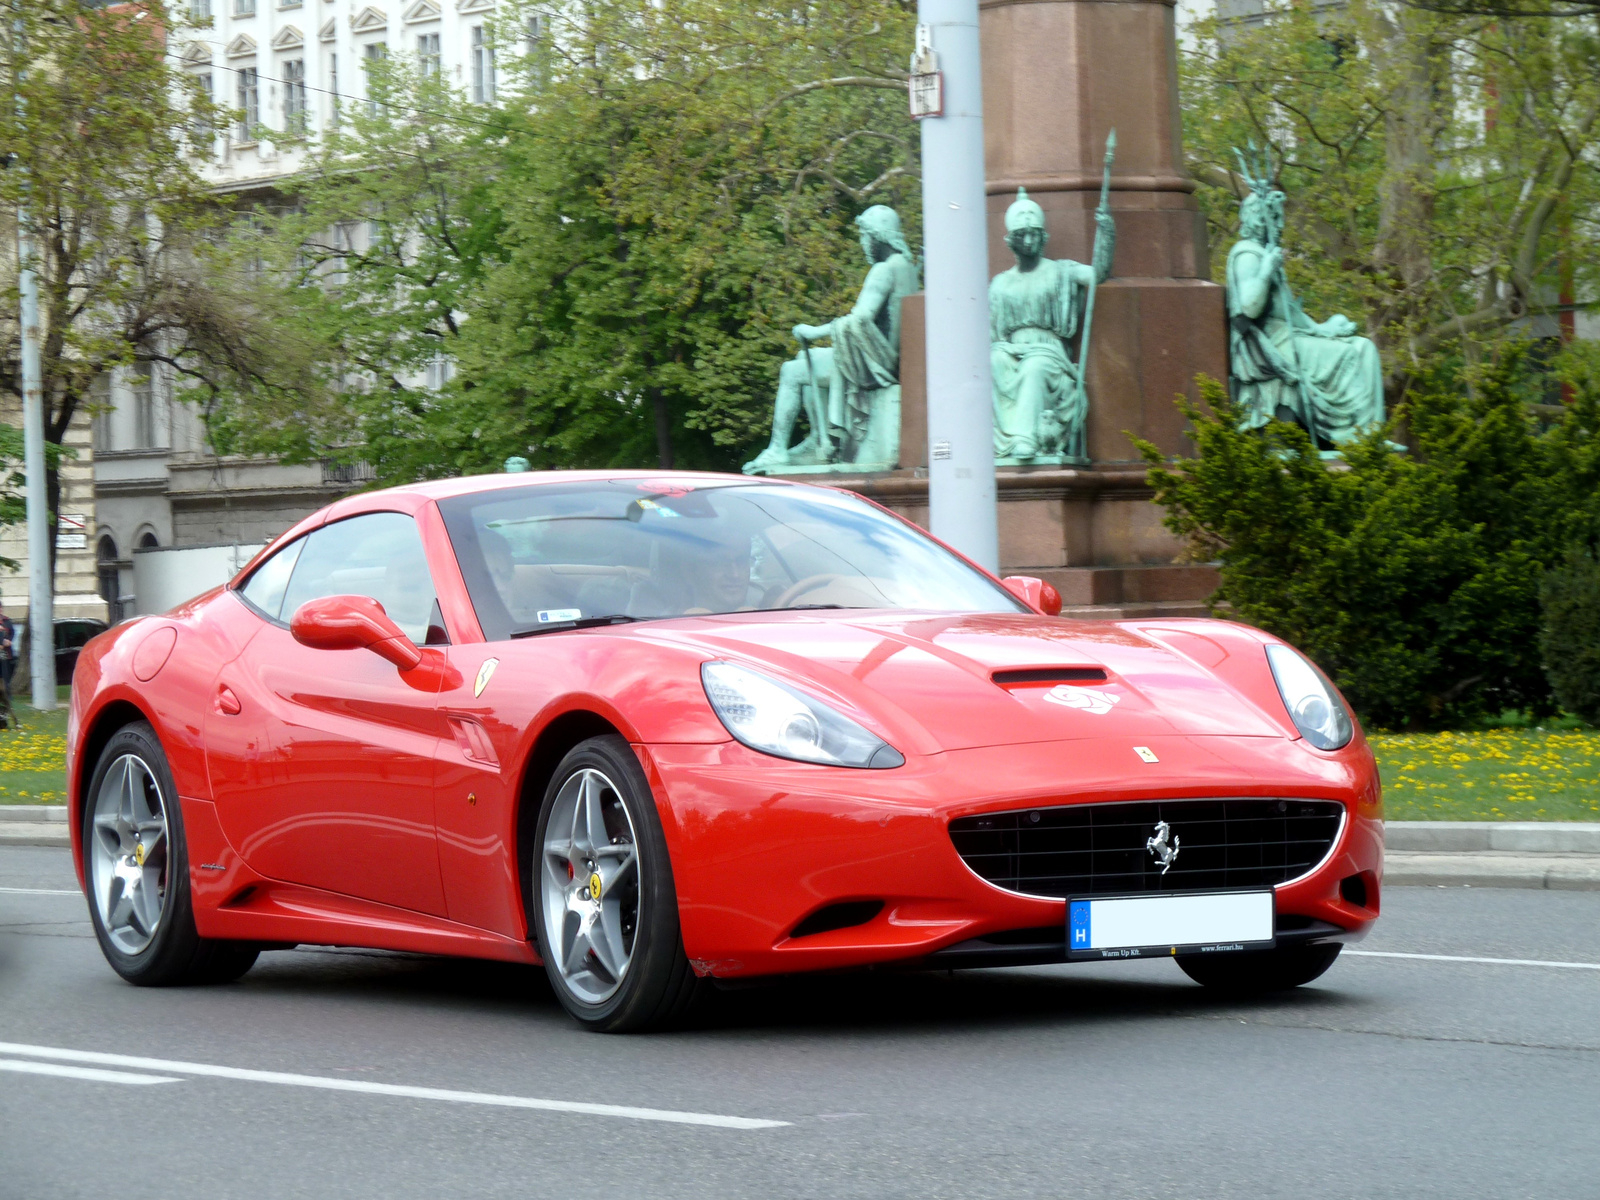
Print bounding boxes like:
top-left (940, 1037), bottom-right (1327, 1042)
top-left (11, 617), bottom-right (111, 687)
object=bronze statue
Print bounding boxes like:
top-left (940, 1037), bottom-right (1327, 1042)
top-left (989, 136), bottom-right (1116, 464)
top-left (1227, 151), bottom-right (1385, 451)
top-left (744, 206), bottom-right (919, 475)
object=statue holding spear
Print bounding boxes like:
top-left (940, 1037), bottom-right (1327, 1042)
top-left (989, 131), bottom-right (1117, 464)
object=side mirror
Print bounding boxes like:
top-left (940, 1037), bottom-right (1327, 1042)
top-left (1002, 575), bottom-right (1063, 617)
top-left (289, 594), bottom-right (422, 671)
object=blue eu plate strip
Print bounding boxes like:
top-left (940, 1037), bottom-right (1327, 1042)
top-left (1069, 900), bottom-right (1091, 950)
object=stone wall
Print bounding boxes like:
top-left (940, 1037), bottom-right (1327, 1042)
top-left (0, 396), bottom-right (108, 624)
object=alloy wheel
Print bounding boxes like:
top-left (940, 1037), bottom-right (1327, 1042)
top-left (539, 767), bottom-right (641, 1004)
top-left (89, 754), bottom-right (170, 956)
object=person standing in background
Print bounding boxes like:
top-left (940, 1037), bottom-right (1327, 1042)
top-left (0, 603), bottom-right (16, 728)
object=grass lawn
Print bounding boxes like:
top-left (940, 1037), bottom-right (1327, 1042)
top-left (0, 701), bottom-right (68, 805)
top-left (1371, 729), bottom-right (1600, 822)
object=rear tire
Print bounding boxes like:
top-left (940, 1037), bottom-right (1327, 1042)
top-left (530, 735), bottom-right (700, 1032)
top-left (83, 721), bottom-right (260, 986)
top-left (1177, 943), bottom-right (1341, 994)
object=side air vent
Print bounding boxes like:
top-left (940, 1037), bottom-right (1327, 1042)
top-left (992, 667), bottom-right (1107, 686)
top-left (788, 900), bottom-right (884, 939)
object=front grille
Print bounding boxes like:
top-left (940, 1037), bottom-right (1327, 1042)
top-left (949, 798), bottom-right (1344, 898)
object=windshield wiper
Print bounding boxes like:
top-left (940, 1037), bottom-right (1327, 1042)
top-left (509, 614), bottom-right (643, 639)
top-left (751, 603), bottom-right (866, 611)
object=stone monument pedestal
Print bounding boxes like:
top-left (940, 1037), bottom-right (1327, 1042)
top-left (776, 0), bottom-right (1228, 619)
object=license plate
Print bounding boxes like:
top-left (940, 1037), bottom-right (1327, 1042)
top-left (1067, 890), bottom-right (1275, 960)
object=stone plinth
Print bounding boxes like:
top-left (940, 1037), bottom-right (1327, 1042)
top-left (791, 466), bottom-right (1215, 619)
top-left (980, 0), bottom-right (1207, 278)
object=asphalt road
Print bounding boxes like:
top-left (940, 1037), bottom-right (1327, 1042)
top-left (3, 844), bottom-right (1597, 1200)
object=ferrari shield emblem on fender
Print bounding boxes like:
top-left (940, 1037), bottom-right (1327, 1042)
top-left (1042, 685), bottom-right (1120, 715)
top-left (1134, 746), bottom-right (1159, 763)
top-left (473, 658), bottom-right (499, 698)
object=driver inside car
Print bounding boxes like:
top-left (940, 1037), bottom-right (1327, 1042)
top-left (630, 532), bottom-right (757, 616)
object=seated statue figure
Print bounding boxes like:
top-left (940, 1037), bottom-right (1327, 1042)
top-left (743, 206), bottom-right (919, 475)
top-left (1227, 172), bottom-right (1385, 449)
top-left (989, 189), bottom-right (1114, 464)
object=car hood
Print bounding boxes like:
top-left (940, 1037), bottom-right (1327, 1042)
top-left (643, 611), bottom-right (1290, 754)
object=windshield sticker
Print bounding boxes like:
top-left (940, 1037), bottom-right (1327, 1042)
top-left (635, 498), bottom-right (682, 518)
top-left (537, 608), bottom-right (582, 624)
top-left (635, 481), bottom-right (694, 497)
top-left (1043, 685), bottom-right (1121, 715)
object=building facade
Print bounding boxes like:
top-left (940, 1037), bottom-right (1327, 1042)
top-left (93, 0), bottom-right (506, 615)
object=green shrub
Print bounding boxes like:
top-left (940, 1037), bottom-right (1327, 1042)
top-left (1135, 354), bottom-right (1594, 730)
top-left (1540, 553), bottom-right (1600, 726)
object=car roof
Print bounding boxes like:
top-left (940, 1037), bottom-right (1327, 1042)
top-left (366, 468), bottom-right (801, 504)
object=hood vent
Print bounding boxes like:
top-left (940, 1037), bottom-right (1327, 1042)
top-left (992, 667), bottom-right (1107, 687)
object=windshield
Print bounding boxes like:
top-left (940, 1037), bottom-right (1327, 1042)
top-left (436, 479), bottom-right (1025, 641)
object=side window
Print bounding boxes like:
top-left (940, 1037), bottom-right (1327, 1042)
top-left (278, 512), bottom-right (440, 645)
top-left (238, 536), bottom-right (306, 622)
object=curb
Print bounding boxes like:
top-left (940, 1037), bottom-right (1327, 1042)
top-left (0, 805), bottom-right (67, 847)
top-left (1385, 820), bottom-right (1600, 854)
top-left (1385, 851), bottom-right (1600, 891)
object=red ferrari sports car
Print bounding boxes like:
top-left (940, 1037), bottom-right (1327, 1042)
top-left (68, 471), bottom-right (1382, 1031)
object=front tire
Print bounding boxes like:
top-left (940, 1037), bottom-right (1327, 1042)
top-left (83, 721), bottom-right (260, 986)
top-left (1178, 942), bottom-right (1342, 994)
top-left (530, 735), bottom-right (700, 1032)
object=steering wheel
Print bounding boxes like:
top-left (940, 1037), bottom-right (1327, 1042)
top-left (771, 574), bottom-right (846, 609)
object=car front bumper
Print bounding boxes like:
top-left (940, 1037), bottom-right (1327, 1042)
top-left (641, 734), bottom-right (1383, 979)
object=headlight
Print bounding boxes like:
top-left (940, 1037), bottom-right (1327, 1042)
top-left (700, 661), bottom-right (905, 769)
top-left (1266, 644), bottom-right (1353, 750)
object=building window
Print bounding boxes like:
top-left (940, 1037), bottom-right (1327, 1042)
top-left (329, 52), bottom-right (339, 125)
top-left (424, 353), bottom-right (454, 392)
top-left (283, 58), bottom-right (306, 133)
top-left (90, 372), bottom-right (113, 453)
top-left (189, 0), bottom-right (212, 19)
top-left (138, 532), bottom-right (160, 551)
top-left (470, 26), bottom-right (494, 103)
top-left (525, 12), bottom-right (548, 88)
top-left (279, 0), bottom-right (300, 7)
top-left (417, 32), bottom-right (440, 78)
top-left (236, 66), bottom-right (259, 140)
top-left (192, 71), bottom-right (214, 140)
top-left (131, 364), bottom-right (157, 450)
top-left (363, 41), bottom-right (387, 116)
top-left (234, 0), bottom-right (254, 16)
top-left (97, 536), bottom-right (121, 623)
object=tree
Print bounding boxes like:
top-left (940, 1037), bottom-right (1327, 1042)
top-left (214, 0), bottom-right (919, 481)
top-left (0, 0), bottom-right (282, 577)
top-left (1180, 0), bottom-right (1600, 409)
top-left (1135, 350), bottom-right (1600, 728)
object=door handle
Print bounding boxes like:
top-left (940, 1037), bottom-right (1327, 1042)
top-left (215, 686), bottom-right (242, 716)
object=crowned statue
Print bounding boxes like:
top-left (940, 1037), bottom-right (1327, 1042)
top-left (989, 137), bottom-right (1116, 464)
top-left (1227, 150), bottom-right (1385, 451)
top-left (743, 206), bottom-right (920, 475)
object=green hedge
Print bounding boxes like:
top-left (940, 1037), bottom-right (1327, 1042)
top-left (1136, 355), bottom-right (1600, 730)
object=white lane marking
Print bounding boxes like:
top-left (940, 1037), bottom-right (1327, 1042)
top-left (0, 1042), bottom-right (789, 1129)
top-left (1348, 950), bottom-right (1600, 971)
top-left (0, 1058), bottom-right (179, 1085)
top-left (0, 887), bottom-right (80, 896)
